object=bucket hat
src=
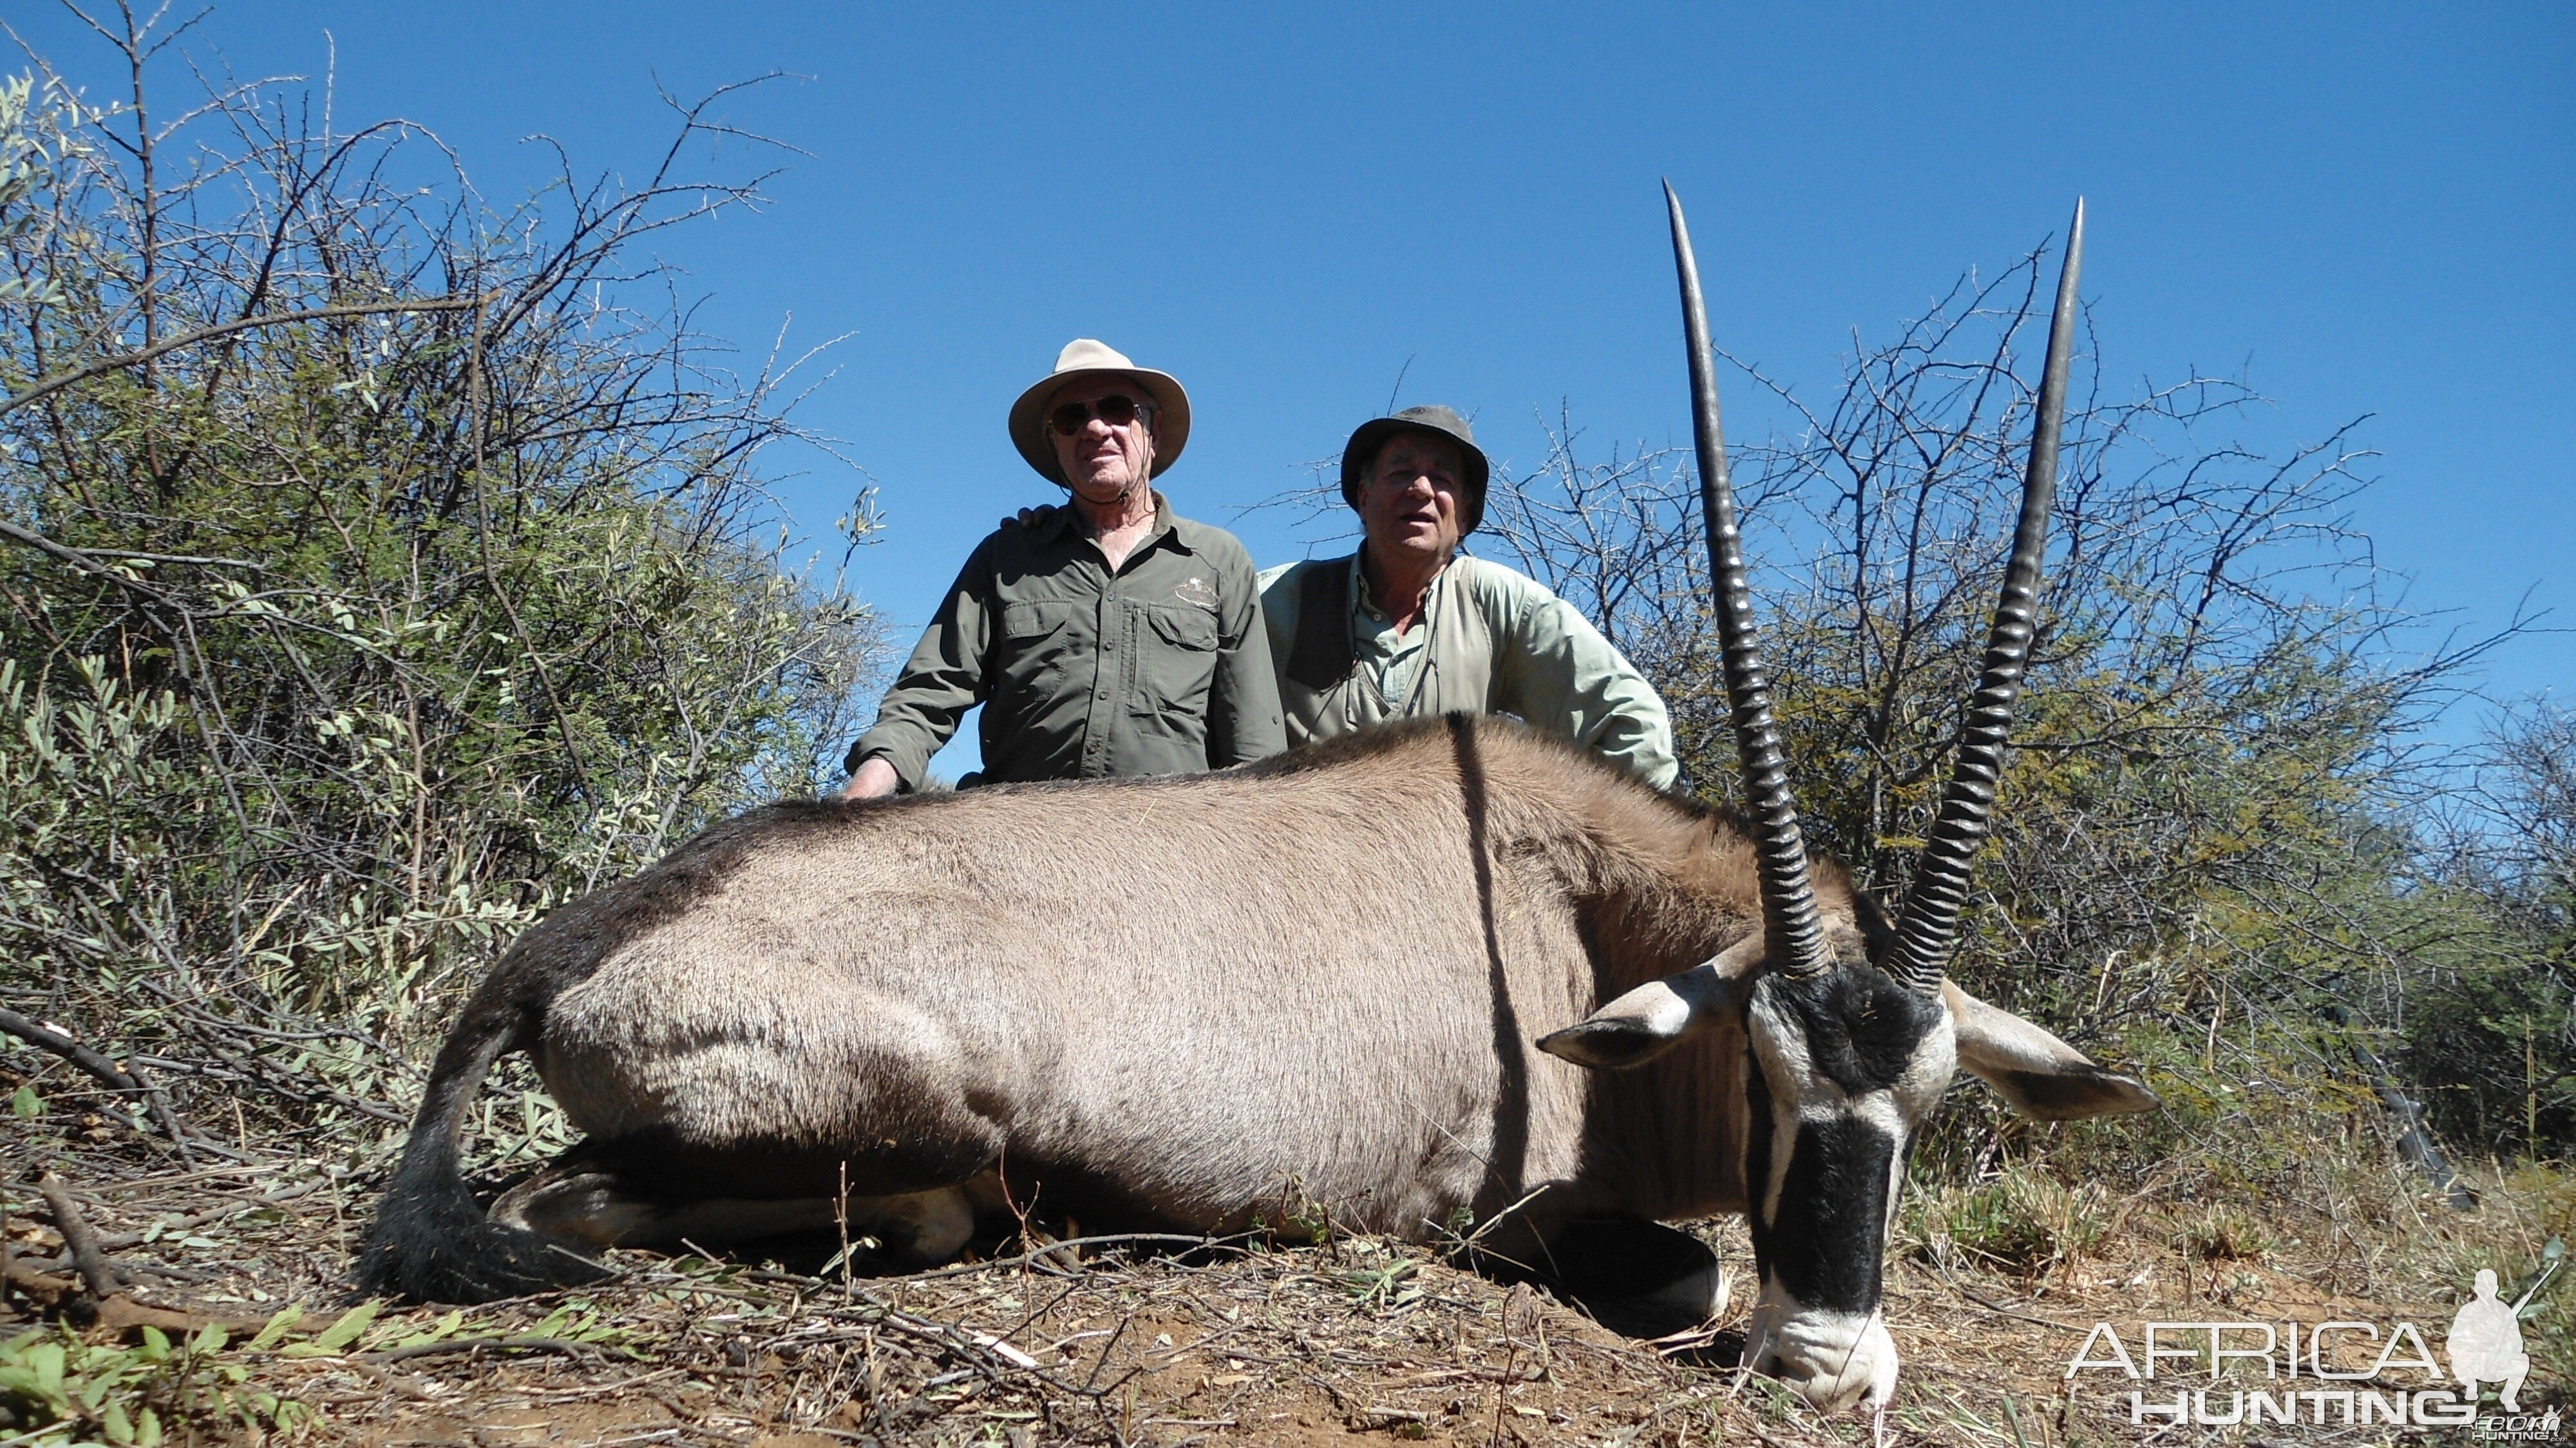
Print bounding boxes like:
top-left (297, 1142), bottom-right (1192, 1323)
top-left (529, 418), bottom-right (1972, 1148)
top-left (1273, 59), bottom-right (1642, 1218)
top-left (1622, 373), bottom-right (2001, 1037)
top-left (1340, 405), bottom-right (1491, 535)
top-left (1008, 339), bottom-right (1191, 485)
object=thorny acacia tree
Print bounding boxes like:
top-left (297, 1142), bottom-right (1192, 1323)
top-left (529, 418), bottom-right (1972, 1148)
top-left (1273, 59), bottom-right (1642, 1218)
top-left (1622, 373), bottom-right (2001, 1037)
top-left (0, 13), bottom-right (882, 1154)
top-left (1474, 240), bottom-right (2548, 1159)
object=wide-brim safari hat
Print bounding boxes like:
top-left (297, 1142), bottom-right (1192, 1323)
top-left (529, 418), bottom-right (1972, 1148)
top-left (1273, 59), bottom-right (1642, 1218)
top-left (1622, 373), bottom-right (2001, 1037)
top-left (1008, 339), bottom-right (1191, 485)
top-left (1339, 405), bottom-right (1492, 535)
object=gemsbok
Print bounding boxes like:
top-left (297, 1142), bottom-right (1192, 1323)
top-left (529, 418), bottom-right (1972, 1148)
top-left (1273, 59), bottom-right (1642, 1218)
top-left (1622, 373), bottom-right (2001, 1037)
top-left (360, 189), bottom-right (2154, 1411)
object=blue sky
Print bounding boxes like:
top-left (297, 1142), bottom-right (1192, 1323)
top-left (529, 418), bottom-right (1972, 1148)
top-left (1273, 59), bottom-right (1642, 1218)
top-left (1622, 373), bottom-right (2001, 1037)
top-left (17, 3), bottom-right (2571, 779)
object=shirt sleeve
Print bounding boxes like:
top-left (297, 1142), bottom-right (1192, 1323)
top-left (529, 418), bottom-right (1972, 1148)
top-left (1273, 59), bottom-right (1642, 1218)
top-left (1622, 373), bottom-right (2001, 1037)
top-left (846, 538), bottom-right (999, 791)
top-left (1209, 541), bottom-right (1289, 766)
top-left (1481, 564), bottom-right (1681, 790)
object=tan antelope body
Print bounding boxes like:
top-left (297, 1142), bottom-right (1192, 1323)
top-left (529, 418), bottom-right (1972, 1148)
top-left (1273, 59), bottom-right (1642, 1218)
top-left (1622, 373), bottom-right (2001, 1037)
top-left (362, 190), bottom-right (2157, 1412)
top-left (533, 719), bottom-right (1765, 1237)
top-left (369, 719), bottom-right (1789, 1276)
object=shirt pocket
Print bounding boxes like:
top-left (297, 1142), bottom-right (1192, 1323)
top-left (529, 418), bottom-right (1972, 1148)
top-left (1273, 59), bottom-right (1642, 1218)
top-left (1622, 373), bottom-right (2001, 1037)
top-left (994, 598), bottom-right (1088, 717)
top-left (1132, 603), bottom-right (1220, 732)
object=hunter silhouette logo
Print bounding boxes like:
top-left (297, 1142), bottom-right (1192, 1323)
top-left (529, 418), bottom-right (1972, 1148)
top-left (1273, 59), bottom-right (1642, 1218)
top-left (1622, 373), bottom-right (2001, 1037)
top-left (2451, 1268), bottom-right (2534, 1413)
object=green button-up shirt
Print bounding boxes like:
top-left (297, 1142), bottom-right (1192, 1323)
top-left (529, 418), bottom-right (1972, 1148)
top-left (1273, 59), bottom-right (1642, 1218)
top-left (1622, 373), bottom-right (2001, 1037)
top-left (849, 495), bottom-right (1287, 790)
top-left (1258, 553), bottom-right (1679, 789)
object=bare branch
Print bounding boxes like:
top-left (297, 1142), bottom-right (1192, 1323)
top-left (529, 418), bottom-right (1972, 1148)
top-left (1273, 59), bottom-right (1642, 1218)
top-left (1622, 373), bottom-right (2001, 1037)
top-left (0, 294), bottom-right (486, 416)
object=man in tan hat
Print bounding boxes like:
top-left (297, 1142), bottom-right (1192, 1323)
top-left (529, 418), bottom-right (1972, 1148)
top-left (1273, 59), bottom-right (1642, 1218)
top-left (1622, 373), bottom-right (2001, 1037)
top-left (839, 341), bottom-right (1285, 797)
top-left (1258, 406), bottom-right (1677, 786)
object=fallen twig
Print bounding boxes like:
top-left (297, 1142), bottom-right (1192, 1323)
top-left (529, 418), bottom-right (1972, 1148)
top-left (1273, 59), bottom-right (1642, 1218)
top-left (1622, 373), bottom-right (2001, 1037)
top-left (1916, 1264), bottom-right (2088, 1333)
top-left (82, 1181), bottom-right (323, 1251)
top-left (0, 1009), bottom-right (220, 1158)
top-left (36, 1172), bottom-right (121, 1299)
top-left (3, 1008), bottom-right (140, 1098)
top-left (80, 1161), bottom-right (294, 1194)
top-left (887, 1231), bottom-right (1253, 1284)
top-left (2, 1260), bottom-right (79, 1300)
top-left (0, 1261), bottom-right (259, 1336)
top-left (23, 1252), bottom-right (208, 1284)
top-left (371, 1334), bottom-right (600, 1364)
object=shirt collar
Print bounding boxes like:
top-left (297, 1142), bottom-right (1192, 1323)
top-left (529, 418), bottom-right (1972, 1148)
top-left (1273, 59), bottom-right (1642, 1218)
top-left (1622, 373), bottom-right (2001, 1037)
top-left (1352, 548), bottom-right (1452, 624)
top-left (1036, 490), bottom-right (1192, 557)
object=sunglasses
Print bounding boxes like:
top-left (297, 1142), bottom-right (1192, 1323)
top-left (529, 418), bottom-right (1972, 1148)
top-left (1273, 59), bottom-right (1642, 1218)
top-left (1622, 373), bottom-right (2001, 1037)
top-left (1047, 394), bottom-right (1152, 433)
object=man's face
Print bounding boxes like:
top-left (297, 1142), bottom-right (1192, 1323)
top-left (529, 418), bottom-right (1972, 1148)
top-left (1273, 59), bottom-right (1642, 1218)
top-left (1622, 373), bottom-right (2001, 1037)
top-left (1359, 432), bottom-right (1468, 569)
top-left (1046, 377), bottom-right (1159, 504)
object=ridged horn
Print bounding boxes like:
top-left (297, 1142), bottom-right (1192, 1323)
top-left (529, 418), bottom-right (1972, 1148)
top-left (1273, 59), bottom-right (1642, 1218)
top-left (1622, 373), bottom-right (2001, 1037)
top-left (1666, 180), bottom-right (1830, 978)
top-left (1886, 198), bottom-right (2087, 995)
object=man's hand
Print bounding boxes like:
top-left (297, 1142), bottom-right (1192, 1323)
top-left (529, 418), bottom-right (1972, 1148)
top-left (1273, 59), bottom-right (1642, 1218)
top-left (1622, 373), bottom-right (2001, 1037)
top-left (1002, 503), bottom-right (1059, 531)
top-left (839, 757), bottom-right (900, 801)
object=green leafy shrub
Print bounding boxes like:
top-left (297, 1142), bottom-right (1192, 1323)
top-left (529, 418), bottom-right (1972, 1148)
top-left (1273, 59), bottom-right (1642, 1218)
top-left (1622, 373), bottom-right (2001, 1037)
top-left (0, 1322), bottom-right (308, 1446)
top-left (0, 53), bottom-right (883, 1127)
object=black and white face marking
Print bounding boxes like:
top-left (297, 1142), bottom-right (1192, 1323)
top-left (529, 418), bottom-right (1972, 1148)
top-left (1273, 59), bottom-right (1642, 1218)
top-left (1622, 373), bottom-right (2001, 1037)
top-left (1539, 935), bottom-right (2155, 1412)
top-left (1740, 962), bottom-right (1953, 1411)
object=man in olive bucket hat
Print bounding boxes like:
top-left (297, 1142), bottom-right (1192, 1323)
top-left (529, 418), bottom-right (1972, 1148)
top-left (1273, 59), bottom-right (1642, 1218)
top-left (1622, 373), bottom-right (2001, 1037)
top-left (1257, 406), bottom-right (1676, 787)
top-left (840, 341), bottom-right (1285, 797)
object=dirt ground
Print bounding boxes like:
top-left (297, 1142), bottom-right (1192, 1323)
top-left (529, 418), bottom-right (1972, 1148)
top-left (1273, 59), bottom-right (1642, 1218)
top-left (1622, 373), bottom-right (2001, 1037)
top-left (9, 1127), bottom-right (2539, 1448)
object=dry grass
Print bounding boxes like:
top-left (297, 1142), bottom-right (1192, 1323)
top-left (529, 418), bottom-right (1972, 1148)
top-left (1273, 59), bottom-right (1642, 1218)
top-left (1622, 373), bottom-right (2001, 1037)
top-left (5, 1059), bottom-right (2569, 1448)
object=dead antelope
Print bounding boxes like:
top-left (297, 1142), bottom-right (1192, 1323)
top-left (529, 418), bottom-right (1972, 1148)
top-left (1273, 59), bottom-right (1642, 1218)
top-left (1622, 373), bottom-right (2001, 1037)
top-left (360, 190), bottom-right (2153, 1411)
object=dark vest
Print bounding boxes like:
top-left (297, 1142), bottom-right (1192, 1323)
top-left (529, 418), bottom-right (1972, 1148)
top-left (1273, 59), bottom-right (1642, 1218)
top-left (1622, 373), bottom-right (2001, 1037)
top-left (1283, 555), bottom-right (1358, 692)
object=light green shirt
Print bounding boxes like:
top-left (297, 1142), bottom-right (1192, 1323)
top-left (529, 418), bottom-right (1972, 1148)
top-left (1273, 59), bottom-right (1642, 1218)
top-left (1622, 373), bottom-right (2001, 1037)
top-left (1257, 554), bottom-right (1679, 789)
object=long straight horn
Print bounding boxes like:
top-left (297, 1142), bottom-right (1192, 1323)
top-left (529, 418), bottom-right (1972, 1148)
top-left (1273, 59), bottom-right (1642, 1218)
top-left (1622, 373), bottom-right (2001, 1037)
top-left (1666, 180), bottom-right (1830, 978)
top-left (1886, 198), bottom-right (2087, 995)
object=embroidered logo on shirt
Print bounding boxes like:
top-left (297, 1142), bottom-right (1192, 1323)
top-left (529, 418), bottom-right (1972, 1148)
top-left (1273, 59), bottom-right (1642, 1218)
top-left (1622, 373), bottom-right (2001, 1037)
top-left (1175, 576), bottom-right (1218, 609)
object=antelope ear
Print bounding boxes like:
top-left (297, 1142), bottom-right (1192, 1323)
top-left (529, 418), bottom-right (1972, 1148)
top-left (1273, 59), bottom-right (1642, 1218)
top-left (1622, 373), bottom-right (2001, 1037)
top-left (1945, 981), bottom-right (2161, 1120)
top-left (1539, 937), bottom-right (1761, 1071)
